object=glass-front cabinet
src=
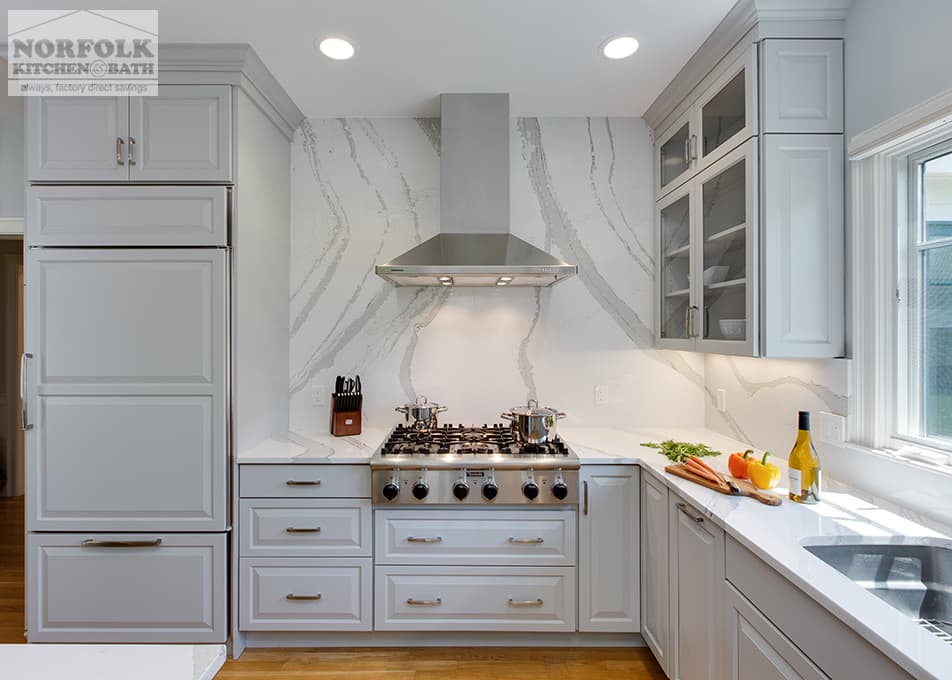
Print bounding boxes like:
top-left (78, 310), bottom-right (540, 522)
top-left (655, 139), bottom-right (757, 355)
top-left (655, 47), bottom-right (756, 199)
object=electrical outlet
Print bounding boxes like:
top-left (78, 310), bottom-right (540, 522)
top-left (310, 384), bottom-right (326, 406)
top-left (716, 388), bottom-right (727, 412)
top-left (594, 384), bottom-right (610, 405)
top-left (816, 411), bottom-right (846, 443)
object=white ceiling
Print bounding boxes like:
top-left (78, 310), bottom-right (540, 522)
top-left (0, 1), bottom-right (736, 117)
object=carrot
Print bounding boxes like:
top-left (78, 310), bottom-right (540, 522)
top-left (684, 458), bottom-right (722, 484)
top-left (688, 455), bottom-right (721, 477)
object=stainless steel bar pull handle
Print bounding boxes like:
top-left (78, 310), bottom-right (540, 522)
top-left (407, 536), bottom-right (442, 543)
top-left (286, 593), bottom-right (322, 601)
top-left (82, 538), bottom-right (162, 548)
top-left (286, 527), bottom-right (321, 533)
top-left (406, 597), bottom-right (442, 606)
top-left (583, 480), bottom-right (589, 515)
top-left (286, 480), bottom-right (321, 486)
top-left (19, 353), bottom-right (32, 431)
top-left (683, 137), bottom-right (690, 166)
top-left (677, 502), bottom-right (705, 523)
top-left (507, 537), bottom-right (544, 544)
top-left (689, 134), bottom-right (698, 161)
top-left (508, 598), bottom-right (544, 607)
top-left (128, 136), bottom-right (136, 166)
top-left (116, 137), bottom-right (125, 165)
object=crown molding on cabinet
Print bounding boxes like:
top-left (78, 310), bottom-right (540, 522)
top-left (0, 42), bottom-right (304, 141)
top-left (643, 0), bottom-right (851, 132)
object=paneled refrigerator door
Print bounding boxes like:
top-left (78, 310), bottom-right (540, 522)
top-left (24, 248), bottom-right (228, 532)
top-left (656, 183), bottom-right (695, 350)
top-left (695, 139), bottom-right (758, 356)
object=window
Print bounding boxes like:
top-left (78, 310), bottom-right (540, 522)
top-left (900, 144), bottom-right (952, 449)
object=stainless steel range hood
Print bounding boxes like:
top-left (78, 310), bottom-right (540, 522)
top-left (375, 94), bottom-right (577, 287)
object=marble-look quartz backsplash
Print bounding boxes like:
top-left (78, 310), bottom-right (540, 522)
top-left (704, 355), bottom-right (850, 459)
top-left (289, 116), bottom-right (706, 435)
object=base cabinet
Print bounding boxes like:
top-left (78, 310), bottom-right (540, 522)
top-left (640, 473), bottom-right (670, 673)
top-left (579, 465), bottom-right (640, 632)
top-left (27, 532), bottom-right (226, 643)
top-left (670, 493), bottom-right (725, 680)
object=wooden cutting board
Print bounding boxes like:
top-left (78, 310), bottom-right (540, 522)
top-left (665, 463), bottom-right (782, 506)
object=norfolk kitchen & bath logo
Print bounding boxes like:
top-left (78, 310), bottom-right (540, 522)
top-left (8, 10), bottom-right (158, 96)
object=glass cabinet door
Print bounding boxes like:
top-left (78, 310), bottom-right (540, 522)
top-left (697, 140), bottom-right (755, 353)
top-left (696, 48), bottom-right (755, 172)
top-left (658, 189), bottom-right (693, 343)
top-left (657, 114), bottom-right (693, 196)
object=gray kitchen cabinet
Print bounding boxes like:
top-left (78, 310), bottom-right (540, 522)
top-left (26, 185), bottom-right (228, 247)
top-left (760, 39), bottom-right (843, 134)
top-left (24, 248), bottom-right (228, 532)
top-left (726, 582), bottom-right (827, 680)
top-left (640, 473), bottom-right (670, 675)
top-left (670, 492), bottom-right (725, 680)
top-left (578, 465), bottom-right (640, 632)
top-left (27, 532), bottom-right (226, 643)
top-left (27, 85), bottom-right (232, 182)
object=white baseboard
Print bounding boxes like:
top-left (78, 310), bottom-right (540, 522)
top-left (242, 631), bottom-right (642, 650)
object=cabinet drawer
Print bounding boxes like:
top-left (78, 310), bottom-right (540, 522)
top-left (375, 566), bottom-right (576, 631)
top-left (26, 533), bottom-right (226, 643)
top-left (27, 185), bottom-right (228, 246)
top-left (239, 465), bottom-right (370, 498)
top-left (240, 558), bottom-right (372, 631)
top-left (375, 509), bottom-right (576, 566)
top-left (240, 499), bottom-right (371, 557)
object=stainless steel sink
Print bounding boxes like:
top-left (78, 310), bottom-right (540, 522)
top-left (804, 538), bottom-right (952, 641)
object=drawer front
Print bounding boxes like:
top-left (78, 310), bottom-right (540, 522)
top-left (375, 509), bottom-right (576, 566)
top-left (239, 465), bottom-right (371, 498)
top-left (240, 558), bottom-right (372, 631)
top-left (27, 533), bottom-right (226, 643)
top-left (240, 499), bottom-right (371, 557)
top-left (27, 185), bottom-right (228, 246)
top-left (375, 566), bottom-right (576, 631)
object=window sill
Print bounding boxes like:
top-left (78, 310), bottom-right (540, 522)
top-left (840, 439), bottom-right (952, 477)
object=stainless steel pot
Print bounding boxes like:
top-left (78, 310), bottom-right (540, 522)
top-left (395, 395), bottom-right (448, 431)
top-left (500, 399), bottom-right (566, 444)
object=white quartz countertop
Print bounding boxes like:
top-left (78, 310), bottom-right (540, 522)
top-left (0, 644), bottom-right (225, 680)
top-left (237, 424), bottom-right (950, 678)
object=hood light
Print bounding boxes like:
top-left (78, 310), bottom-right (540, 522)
top-left (318, 37), bottom-right (356, 60)
top-left (496, 277), bottom-right (512, 286)
top-left (602, 36), bottom-right (639, 60)
top-left (439, 276), bottom-right (454, 286)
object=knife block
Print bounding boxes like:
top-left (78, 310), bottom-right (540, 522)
top-left (330, 395), bottom-right (362, 436)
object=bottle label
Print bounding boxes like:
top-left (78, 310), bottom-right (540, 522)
top-left (789, 468), bottom-right (802, 493)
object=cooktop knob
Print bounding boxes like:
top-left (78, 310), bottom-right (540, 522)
top-left (482, 481), bottom-right (499, 501)
top-left (453, 481), bottom-right (469, 500)
top-left (522, 480), bottom-right (539, 501)
top-left (412, 479), bottom-right (429, 500)
top-left (551, 480), bottom-right (568, 500)
top-left (382, 482), bottom-right (400, 501)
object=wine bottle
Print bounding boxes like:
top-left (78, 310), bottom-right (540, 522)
top-left (788, 411), bottom-right (821, 504)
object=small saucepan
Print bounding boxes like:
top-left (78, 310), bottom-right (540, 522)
top-left (395, 395), bottom-right (448, 430)
top-left (501, 399), bottom-right (567, 444)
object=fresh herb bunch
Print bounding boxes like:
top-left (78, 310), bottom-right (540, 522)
top-left (641, 440), bottom-right (722, 463)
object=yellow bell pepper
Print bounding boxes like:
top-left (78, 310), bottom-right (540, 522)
top-left (748, 452), bottom-right (781, 490)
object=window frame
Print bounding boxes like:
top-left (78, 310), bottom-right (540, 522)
top-left (849, 109), bottom-right (952, 468)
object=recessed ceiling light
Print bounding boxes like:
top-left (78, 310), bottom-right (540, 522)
top-left (318, 36), bottom-right (356, 61)
top-left (602, 36), bottom-right (639, 60)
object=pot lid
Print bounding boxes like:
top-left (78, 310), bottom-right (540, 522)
top-left (399, 395), bottom-right (443, 410)
top-left (505, 399), bottom-right (563, 417)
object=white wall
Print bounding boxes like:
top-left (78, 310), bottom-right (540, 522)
top-left (289, 117), bottom-right (706, 436)
top-left (844, 0), bottom-right (952, 141)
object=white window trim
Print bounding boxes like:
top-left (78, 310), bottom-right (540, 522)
top-left (849, 87), bottom-right (952, 469)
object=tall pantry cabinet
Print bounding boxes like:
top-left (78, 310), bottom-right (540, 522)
top-left (21, 45), bottom-right (302, 643)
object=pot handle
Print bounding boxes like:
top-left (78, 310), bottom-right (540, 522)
top-left (500, 413), bottom-right (514, 421)
top-left (395, 406), bottom-right (409, 414)
top-left (555, 412), bottom-right (567, 419)
top-left (436, 406), bottom-right (448, 413)
top-left (527, 398), bottom-right (539, 409)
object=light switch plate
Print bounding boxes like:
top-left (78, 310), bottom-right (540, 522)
top-left (816, 411), bottom-right (846, 443)
top-left (310, 384), bottom-right (326, 406)
top-left (716, 388), bottom-right (727, 412)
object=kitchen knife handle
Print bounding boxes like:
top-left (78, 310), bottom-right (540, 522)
top-left (583, 480), bottom-right (589, 515)
top-left (20, 353), bottom-right (32, 431)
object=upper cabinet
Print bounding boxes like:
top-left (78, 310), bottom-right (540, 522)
top-left (653, 35), bottom-right (845, 358)
top-left (656, 47), bottom-right (756, 199)
top-left (27, 85), bottom-right (232, 183)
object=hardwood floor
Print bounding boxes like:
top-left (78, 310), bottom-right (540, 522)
top-left (216, 647), bottom-right (667, 679)
top-left (0, 496), bottom-right (664, 678)
top-left (0, 495), bottom-right (25, 644)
